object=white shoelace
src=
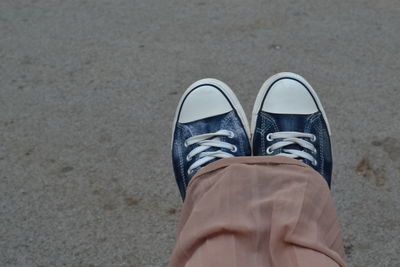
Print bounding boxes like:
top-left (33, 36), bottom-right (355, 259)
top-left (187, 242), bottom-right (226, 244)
top-left (266, 131), bottom-right (318, 166)
top-left (185, 130), bottom-right (236, 175)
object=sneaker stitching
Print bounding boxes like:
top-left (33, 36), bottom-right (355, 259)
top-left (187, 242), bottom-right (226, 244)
top-left (176, 124), bottom-right (187, 190)
top-left (307, 112), bottom-right (321, 126)
top-left (318, 124), bottom-right (325, 177)
top-left (308, 115), bottom-right (325, 177)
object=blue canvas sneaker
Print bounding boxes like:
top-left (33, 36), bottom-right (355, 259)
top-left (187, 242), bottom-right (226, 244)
top-left (172, 78), bottom-right (251, 200)
top-left (251, 72), bottom-right (333, 186)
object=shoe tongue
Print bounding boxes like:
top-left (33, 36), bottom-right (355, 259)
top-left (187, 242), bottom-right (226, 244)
top-left (268, 113), bottom-right (310, 133)
top-left (267, 113), bottom-right (311, 152)
top-left (183, 111), bottom-right (233, 134)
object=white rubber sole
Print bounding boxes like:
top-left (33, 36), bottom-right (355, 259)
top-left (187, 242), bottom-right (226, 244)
top-left (250, 72), bottom-right (332, 140)
top-left (171, 78), bottom-right (251, 149)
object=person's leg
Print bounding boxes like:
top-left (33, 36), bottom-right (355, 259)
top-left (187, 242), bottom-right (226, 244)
top-left (169, 156), bottom-right (347, 267)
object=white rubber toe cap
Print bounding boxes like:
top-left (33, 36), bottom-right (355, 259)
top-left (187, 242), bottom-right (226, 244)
top-left (178, 85), bottom-right (233, 123)
top-left (261, 78), bottom-right (318, 115)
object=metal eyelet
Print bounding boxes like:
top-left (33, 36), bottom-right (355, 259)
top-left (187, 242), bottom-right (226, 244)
top-left (311, 135), bottom-right (317, 142)
top-left (187, 169), bottom-right (193, 175)
top-left (312, 159), bottom-right (318, 166)
top-left (186, 155), bottom-right (191, 161)
top-left (184, 141), bottom-right (188, 147)
top-left (266, 146), bottom-right (273, 154)
top-left (312, 148), bottom-right (317, 155)
top-left (266, 133), bottom-right (273, 141)
top-left (228, 131), bottom-right (235, 138)
top-left (231, 145), bottom-right (237, 152)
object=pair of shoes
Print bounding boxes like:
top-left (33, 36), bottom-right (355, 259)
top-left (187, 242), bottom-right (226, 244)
top-left (172, 72), bottom-right (332, 200)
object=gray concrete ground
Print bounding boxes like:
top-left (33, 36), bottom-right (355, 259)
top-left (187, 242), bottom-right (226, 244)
top-left (0, 0), bottom-right (399, 266)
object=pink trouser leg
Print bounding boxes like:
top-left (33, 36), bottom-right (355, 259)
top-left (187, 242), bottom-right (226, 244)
top-left (169, 156), bottom-right (347, 267)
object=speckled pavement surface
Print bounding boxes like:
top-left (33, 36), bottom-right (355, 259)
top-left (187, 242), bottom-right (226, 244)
top-left (1, 0), bottom-right (399, 266)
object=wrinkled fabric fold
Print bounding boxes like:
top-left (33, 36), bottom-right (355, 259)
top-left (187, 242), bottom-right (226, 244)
top-left (169, 156), bottom-right (347, 267)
